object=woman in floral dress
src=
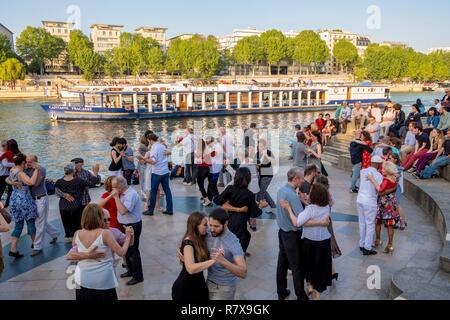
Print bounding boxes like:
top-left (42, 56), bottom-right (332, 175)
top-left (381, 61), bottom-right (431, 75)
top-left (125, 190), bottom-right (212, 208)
top-left (367, 161), bottom-right (399, 254)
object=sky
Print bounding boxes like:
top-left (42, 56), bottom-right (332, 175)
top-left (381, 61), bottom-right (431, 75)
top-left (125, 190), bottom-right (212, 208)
top-left (1, 0), bottom-right (449, 53)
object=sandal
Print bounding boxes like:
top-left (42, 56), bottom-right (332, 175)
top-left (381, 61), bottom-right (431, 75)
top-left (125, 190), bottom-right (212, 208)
top-left (383, 245), bottom-right (394, 254)
top-left (373, 240), bottom-right (382, 248)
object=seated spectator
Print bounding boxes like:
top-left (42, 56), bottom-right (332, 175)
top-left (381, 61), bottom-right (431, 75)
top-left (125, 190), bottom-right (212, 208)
top-left (404, 105), bottom-right (423, 138)
top-left (380, 103), bottom-right (396, 137)
top-left (412, 129), bottom-right (445, 177)
top-left (322, 114), bottom-right (337, 145)
top-left (367, 103), bottom-right (382, 124)
top-left (400, 122), bottom-right (417, 161)
top-left (351, 102), bottom-right (367, 131)
top-left (437, 105), bottom-right (450, 135)
top-left (402, 126), bottom-right (430, 171)
top-left (416, 99), bottom-right (426, 115)
top-left (389, 138), bottom-right (402, 157)
top-left (424, 107), bottom-right (440, 134)
top-left (372, 136), bottom-right (391, 158)
top-left (388, 104), bottom-right (406, 138)
top-left (364, 116), bottom-right (381, 144)
top-left (315, 114), bottom-right (326, 131)
top-left (420, 130), bottom-right (450, 179)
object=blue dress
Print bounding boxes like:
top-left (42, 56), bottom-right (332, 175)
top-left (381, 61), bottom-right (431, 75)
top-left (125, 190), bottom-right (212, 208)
top-left (9, 170), bottom-right (38, 222)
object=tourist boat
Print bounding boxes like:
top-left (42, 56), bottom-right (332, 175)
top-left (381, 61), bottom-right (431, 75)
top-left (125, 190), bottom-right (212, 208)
top-left (41, 83), bottom-right (390, 120)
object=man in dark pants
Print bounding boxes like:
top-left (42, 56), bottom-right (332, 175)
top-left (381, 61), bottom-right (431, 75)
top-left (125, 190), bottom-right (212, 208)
top-left (276, 167), bottom-right (308, 301)
top-left (112, 176), bottom-right (144, 286)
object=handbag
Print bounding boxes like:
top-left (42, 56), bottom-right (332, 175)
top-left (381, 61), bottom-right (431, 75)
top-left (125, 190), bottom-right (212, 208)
top-left (45, 179), bottom-right (56, 196)
top-left (1, 208), bottom-right (12, 224)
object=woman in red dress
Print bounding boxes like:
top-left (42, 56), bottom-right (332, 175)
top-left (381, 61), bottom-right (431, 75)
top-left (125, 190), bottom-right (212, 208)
top-left (315, 114), bottom-right (326, 131)
top-left (98, 176), bottom-right (121, 230)
top-left (367, 161), bottom-right (399, 254)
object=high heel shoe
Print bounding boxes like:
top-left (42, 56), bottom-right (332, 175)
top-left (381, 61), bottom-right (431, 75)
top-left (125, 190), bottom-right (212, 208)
top-left (373, 240), bottom-right (382, 248)
top-left (332, 273), bottom-right (339, 281)
top-left (400, 222), bottom-right (408, 230)
top-left (383, 246), bottom-right (394, 254)
top-left (9, 251), bottom-right (24, 259)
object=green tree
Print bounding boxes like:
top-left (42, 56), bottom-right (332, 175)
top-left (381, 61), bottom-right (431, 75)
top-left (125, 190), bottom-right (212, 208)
top-left (102, 50), bottom-right (120, 78)
top-left (232, 36), bottom-right (265, 76)
top-left (77, 48), bottom-right (102, 81)
top-left (147, 46), bottom-right (164, 79)
top-left (16, 26), bottom-right (66, 75)
top-left (0, 33), bottom-right (15, 64)
top-left (333, 40), bottom-right (358, 74)
top-left (165, 38), bottom-right (183, 75)
top-left (67, 30), bottom-right (92, 74)
top-left (292, 30), bottom-right (329, 75)
top-left (260, 29), bottom-right (287, 75)
top-left (0, 58), bottom-right (26, 89)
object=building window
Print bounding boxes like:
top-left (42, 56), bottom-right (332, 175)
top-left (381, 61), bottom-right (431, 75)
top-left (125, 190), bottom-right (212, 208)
top-left (103, 31), bottom-right (106, 35)
top-left (109, 31), bottom-right (112, 36)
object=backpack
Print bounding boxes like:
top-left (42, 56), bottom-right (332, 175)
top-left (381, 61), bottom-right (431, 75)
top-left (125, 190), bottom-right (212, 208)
top-left (171, 165), bottom-right (184, 178)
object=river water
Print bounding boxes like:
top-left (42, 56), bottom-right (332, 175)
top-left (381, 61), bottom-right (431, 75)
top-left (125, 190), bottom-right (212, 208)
top-left (0, 92), bottom-right (443, 179)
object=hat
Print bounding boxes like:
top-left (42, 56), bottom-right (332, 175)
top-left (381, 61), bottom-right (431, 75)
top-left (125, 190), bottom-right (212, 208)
top-left (371, 155), bottom-right (383, 164)
top-left (71, 158), bottom-right (84, 164)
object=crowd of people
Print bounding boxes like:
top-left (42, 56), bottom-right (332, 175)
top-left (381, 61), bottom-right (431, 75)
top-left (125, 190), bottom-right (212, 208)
top-left (1, 91), bottom-right (449, 301)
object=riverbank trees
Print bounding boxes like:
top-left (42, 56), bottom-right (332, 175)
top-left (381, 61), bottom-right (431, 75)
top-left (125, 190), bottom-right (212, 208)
top-left (0, 58), bottom-right (26, 89)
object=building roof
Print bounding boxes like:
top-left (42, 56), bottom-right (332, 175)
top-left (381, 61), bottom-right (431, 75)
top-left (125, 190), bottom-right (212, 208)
top-left (136, 26), bottom-right (167, 32)
top-left (0, 23), bottom-right (13, 35)
top-left (90, 24), bottom-right (124, 29)
top-left (168, 33), bottom-right (195, 41)
top-left (42, 21), bottom-right (75, 26)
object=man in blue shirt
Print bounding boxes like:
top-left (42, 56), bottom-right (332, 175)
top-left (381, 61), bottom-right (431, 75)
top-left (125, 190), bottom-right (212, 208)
top-left (276, 167), bottom-right (309, 301)
top-left (339, 101), bottom-right (352, 134)
top-left (206, 208), bottom-right (247, 300)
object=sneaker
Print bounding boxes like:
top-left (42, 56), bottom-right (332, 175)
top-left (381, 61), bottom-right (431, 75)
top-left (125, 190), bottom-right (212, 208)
top-left (349, 188), bottom-right (358, 193)
top-left (31, 249), bottom-right (42, 257)
top-left (162, 211), bottom-right (173, 216)
top-left (182, 182), bottom-right (189, 186)
top-left (203, 200), bottom-right (212, 207)
top-left (189, 182), bottom-right (195, 186)
top-left (142, 210), bottom-right (154, 216)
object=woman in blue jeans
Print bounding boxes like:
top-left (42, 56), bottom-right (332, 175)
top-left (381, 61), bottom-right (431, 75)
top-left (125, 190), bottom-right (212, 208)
top-left (420, 130), bottom-right (450, 179)
top-left (8, 154), bottom-right (40, 259)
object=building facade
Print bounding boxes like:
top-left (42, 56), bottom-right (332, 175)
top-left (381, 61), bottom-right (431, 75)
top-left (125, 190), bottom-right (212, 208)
top-left (217, 27), bottom-right (300, 52)
top-left (427, 47), bottom-right (450, 54)
top-left (319, 29), bottom-right (370, 74)
top-left (135, 26), bottom-right (167, 50)
top-left (381, 41), bottom-right (409, 48)
top-left (42, 21), bottom-right (75, 73)
top-left (0, 23), bottom-right (14, 50)
top-left (166, 33), bottom-right (195, 47)
top-left (90, 24), bottom-right (124, 53)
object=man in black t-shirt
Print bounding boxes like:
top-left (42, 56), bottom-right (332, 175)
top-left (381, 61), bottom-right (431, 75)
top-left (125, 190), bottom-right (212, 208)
top-left (402, 126), bottom-right (429, 171)
top-left (299, 165), bottom-right (317, 207)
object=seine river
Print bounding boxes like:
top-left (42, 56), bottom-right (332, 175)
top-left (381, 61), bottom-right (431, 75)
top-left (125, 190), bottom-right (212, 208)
top-left (0, 92), bottom-right (443, 179)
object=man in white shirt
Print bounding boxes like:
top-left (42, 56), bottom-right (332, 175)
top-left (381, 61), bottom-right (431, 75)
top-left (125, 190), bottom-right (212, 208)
top-left (367, 103), bottom-right (382, 123)
top-left (351, 102), bottom-right (367, 131)
top-left (357, 156), bottom-right (384, 255)
top-left (380, 103), bottom-right (396, 137)
top-left (143, 134), bottom-right (173, 216)
top-left (177, 128), bottom-right (195, 186)
top-left (365, 116), bottom-right (381, 144)
top-left (217, 127), bottom-right (235, 187)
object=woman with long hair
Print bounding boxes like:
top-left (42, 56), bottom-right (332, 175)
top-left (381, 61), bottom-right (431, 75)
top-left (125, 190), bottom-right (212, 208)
top-left (172, 212), bottom-right (216, 301)
top-left (214, 167), bottom-right (262, 254)
top-left (361, 131), bottom-right (373, 169)
top-left (387, 153), bottom-right (407, 230)
top-left (0, 139), bottom-right (21, 208)
top-left (108, 137), bottom-right (125, 177)
top-left (195, 138), bottom-right (212, 207)
top-left (413, 129), bottom-right (445, 176)
top-left (368, 161), bottom-right (399, 254)
top-left (8, 153), bottom-right (40, 258)
top-left (70, 204), bottom-right (132, 301)
top-left (280, 183), bottom-right (332, 300)
top-left (306, 131), bottom-right (322, 173)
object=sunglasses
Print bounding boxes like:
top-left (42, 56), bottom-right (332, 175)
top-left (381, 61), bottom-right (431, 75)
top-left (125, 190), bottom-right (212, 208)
top-left (104, 218), bottom-right (112, 222)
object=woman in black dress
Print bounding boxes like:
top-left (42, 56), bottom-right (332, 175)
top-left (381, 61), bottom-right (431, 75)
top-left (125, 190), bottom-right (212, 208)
top-left (172, 212), bottom-right (216, 301)
top-left (55, 163), bottom-right (90, 239)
